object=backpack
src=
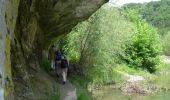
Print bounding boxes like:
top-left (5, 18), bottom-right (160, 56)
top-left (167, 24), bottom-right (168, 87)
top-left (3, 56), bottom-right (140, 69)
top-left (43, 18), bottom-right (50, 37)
top-left (55, 52), bottom-right (62, 61)
top-left (61, 59), bottom-right (68, 68)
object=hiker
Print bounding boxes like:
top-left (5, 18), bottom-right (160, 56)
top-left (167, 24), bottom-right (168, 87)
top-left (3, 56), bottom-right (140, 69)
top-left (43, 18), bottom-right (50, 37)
top-left (48, 45), bottom-right (56, 70)
top-left (61, 55), bottom-right (69, 85)
top-left (55, 50), bottom-right (62, 76)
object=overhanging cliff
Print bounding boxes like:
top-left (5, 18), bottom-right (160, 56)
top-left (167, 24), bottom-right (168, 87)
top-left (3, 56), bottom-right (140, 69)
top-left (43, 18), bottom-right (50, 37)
top-left (0, 0), bottom-right (108, 100)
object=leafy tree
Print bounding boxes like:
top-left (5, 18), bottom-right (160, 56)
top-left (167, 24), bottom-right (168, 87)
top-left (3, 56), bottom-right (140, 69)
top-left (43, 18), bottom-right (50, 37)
top-left (122, 10), bottom-right (161, 73)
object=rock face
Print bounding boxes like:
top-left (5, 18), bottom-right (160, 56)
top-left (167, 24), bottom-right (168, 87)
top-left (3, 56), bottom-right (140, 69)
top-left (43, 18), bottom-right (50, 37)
top-left (0, 0), bottom-right (108, 100)
top-left (0, 0), bottom-right (20, 100)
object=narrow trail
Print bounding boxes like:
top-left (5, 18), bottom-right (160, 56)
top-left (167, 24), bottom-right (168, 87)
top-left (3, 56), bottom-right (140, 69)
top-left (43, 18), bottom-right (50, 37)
top-left (59, 81), bottom-right (77, 100)
top-left (49, 70), bottom-right (77, 100)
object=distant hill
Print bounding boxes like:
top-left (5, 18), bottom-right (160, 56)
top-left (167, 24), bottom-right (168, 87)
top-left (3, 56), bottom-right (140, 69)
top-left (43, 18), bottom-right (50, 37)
top-left (123, 0), bottom-right (170, 35)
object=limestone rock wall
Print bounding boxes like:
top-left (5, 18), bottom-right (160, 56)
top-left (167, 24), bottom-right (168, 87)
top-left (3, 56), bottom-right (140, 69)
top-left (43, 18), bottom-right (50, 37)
top-left (0, 0), bottom-right (6, 99)
top-left (0, 0), bottom-right (20, 100)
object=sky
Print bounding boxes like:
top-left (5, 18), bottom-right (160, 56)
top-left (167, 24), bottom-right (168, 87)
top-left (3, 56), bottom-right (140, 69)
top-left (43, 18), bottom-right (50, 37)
top-left (109, 0), bottom-right (160, 6)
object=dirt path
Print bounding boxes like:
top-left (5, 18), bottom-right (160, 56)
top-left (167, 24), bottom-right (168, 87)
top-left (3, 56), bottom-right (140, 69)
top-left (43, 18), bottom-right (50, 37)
top-left (49, 70), bottom-right (77, 100)
top-left (59, 81), bottom-right (77, 100)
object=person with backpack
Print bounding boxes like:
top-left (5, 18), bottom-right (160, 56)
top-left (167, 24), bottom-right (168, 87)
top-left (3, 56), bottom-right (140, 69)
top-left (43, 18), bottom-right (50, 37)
top-left (61, 55), bottom-right (69, 85)
top-left (55, 50), bottom-right (62, 76)
top-left (48, 45), bottom-right (56, 70)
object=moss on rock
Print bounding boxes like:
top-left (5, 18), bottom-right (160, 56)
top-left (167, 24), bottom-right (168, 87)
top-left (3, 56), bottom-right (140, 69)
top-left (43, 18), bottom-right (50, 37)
top-left (4, 34), bottom-right (13, 100)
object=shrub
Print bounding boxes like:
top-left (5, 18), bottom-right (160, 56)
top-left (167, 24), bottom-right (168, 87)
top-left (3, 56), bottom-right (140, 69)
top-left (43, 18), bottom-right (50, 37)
top-left (123, 11), bottom-right (161, 73)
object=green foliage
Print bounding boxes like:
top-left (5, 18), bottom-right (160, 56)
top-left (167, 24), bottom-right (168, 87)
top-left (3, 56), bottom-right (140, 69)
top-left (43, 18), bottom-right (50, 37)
top-left (47, 86), bottom-right (60, 100)
top-left (123, 11), bottom-right (161, 73)
top-left (60, 6), bottom-right (133, 82)
top-left (49, 94), bottom-right (60, 100)
top-left (59, 21), bottom-right (90, 63)
top-left (115, 64), bottom-right (137, 75)
top-left (70, 75), bottom-right (92, 100)
top-left (60, 3), bottom-right (163, 88)
top-left (77, 94), bottom-right (90, 100)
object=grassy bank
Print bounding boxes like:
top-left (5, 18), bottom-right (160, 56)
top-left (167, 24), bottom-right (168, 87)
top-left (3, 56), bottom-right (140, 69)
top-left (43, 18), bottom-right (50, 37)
top-left (70, 75), bottom-right (92, 100)
top-left (115, 61), bottom-right (170, 89)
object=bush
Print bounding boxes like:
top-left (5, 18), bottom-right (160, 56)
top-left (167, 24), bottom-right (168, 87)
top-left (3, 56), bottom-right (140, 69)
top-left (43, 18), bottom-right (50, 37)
top-left (123, 11), bottom-right (161, 73)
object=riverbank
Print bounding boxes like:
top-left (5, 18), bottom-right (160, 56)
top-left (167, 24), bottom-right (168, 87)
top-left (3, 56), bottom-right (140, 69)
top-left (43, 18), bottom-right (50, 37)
top-left (91, 56), bottom-right (170, 100)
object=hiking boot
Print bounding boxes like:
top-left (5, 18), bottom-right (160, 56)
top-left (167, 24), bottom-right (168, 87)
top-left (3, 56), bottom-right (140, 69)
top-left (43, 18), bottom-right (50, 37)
top-left (56, 74), bottom-right (59, 78)
top-left (62, 81), bottom-right (66, 85)
top-left (49, 68), bottom-right (53, 71)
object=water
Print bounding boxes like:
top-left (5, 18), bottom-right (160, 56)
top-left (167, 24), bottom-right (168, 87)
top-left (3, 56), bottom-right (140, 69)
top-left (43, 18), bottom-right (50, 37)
top-left (93, 59), bottom-right (170, 100)
top-left (94, 87), bottom-right (170, 100)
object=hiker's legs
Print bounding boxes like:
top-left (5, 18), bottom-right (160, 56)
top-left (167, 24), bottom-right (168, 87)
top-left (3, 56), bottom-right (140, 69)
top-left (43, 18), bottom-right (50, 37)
top-left (65, 68), bottom-right (68, 80)
top-left (62, 69), bottom-right (65, 82)
top-left (58, 61), bottom-right (61, 75)
top-left (56, 61), bottom-right (61, 75)
top-left (51, 59), bottom-right (55, 70)
top-left (62, 68), bottom-right (68, 82)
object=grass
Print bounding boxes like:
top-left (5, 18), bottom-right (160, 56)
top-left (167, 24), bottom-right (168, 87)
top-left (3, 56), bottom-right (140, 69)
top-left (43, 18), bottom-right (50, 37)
top-left (47, 84), bottom-right (60, 100)
top-left (70, 75), bottom-right (92, 100)
top-left (153, 63), bottom-right (170, 89)
top-left (77, 90), bottom-right (91, 100)
top-left (115, 62), bottom-right (170, 91)
top-left (115, 64), bottom-right (154, 79)
top-left (49, 94), bottom-right (60, 100)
